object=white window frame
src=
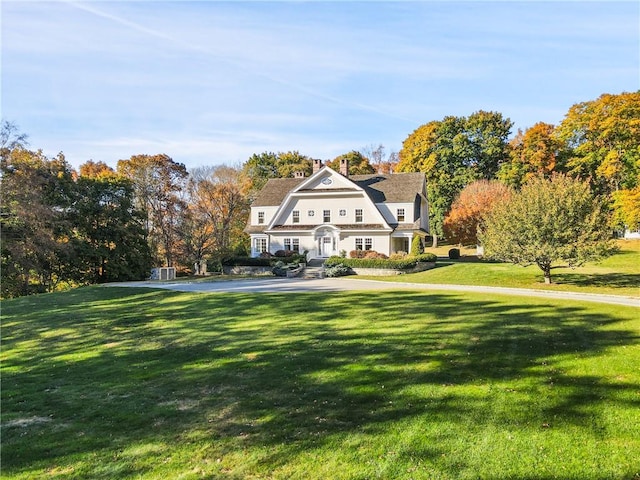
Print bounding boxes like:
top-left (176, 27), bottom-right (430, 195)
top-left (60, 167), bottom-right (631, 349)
top-left (355, 238), bottom-right (363, 250)
top-left (355, 209), bottom-right (363, 223)
top-left (254, 237), bottom-right (267, 254)
top-left (292, 210), bottom-right (300, 224)
top-left (258, 211), bottom-right (265, 224)
top-left (365, 238), bottom-right (373, 251)
top-left (339, 209), bottom-right (346, 217)
top-left (397, 208), bottom-right (405, 222)
top-left (323, 209), bottom-right (331, 223)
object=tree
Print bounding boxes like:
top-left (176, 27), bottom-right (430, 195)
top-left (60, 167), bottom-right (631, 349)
top-left (612, 186), bottom-right (640, 233)
top-left (360, 144), bottom-right (398, 174)
top-left (242, 151), bottom-right (313, 197)
top-left (79, 160), bottom-right (117, 179)
top-left (555, 91), bottom-right (640, 196)
top-left (117, 154), bottom-right (188, 267)
top-left (443, 180), bottom-right (512, 245)
top-left (180, 165), bottom-right (250, 269)
top-left (397, 112), bottom-right (512, 245)
top-left (498, 122), bottom-right (566, 188)
top-left (478, 174), bottom-right (615, 284)
top-left (70, 175), bottom-right (151, 284)
top-left (0, 119), bottom-right (29, 162)
top-left (327, 150), bottom-right (375, 175)
top-left (1, 148), bottom-right (75, 296)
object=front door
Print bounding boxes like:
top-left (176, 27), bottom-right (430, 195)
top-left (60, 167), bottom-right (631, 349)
top-left (322, 237), bottom-right (332, 257)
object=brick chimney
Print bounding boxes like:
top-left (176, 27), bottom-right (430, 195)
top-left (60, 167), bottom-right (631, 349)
top-left (313, 159), bottom-right (323, 173)
top-left (294, 171), bottom-right (305, 178)
top-left (340, 158), bottom-right (349, 177)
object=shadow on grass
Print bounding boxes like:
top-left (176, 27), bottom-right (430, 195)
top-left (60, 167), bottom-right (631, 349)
top-left (552, 272), bottom-right (640, 290)
top-left (2, 287), bottom-right (639, 478)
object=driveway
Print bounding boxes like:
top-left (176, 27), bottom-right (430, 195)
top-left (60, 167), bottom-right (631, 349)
top-left (107, 277), bottom-right (640, 307)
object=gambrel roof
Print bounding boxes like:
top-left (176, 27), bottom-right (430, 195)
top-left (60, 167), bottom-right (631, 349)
top-left (251, 172), bottom-right (426, 207)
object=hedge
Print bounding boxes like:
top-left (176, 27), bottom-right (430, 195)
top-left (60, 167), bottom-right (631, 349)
top-left (325, 253), bottom-right (436, 270)
top-left (220, 256), bottom-right (272, 267)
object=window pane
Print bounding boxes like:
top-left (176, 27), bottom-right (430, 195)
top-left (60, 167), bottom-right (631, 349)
top-left (293, 210), bottom-right (300, 223)
top-left (355, 209), bottom-right (363, 222)
top-left (365, 238), bottom-right (372, 250)
top-left (323, 210), bottom-right (330, 223)
top-left (355, 238), bottom-right (363, 250)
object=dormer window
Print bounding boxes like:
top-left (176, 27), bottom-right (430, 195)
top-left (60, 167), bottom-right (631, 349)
top-left (258, 211), bottom-right (265, 224)
top-left (292, 210), bottom-right (300, 224)
top-left (397, 208), bottom-right (405, 222)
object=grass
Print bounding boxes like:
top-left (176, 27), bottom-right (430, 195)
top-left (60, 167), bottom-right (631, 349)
top-left (2, 286), bottom-right (639, 479)
top-left (358, 239), bottom-right (640, 297)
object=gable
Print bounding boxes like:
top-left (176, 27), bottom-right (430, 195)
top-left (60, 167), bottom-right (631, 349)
top-left (251, 171), bottom-right (426, 208)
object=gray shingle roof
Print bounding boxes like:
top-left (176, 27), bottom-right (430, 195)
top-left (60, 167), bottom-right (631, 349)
top-left (251, 172), bottom-right (425, 207)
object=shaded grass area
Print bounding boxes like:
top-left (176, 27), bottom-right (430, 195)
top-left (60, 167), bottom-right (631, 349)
top-left (2, 287), bottom-right (639, 479)
top-left (370, 241), bottom-right (640, 297)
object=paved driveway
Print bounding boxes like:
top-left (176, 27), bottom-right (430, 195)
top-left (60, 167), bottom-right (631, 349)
top-left (108, 277), bottom-right (639, 307)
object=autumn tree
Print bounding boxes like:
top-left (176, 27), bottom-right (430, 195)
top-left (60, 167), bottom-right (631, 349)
top-left (479, 174), bottom-right (615, 284)
top-left (397, 111), bottom-right (513, 245)
top-left (0, 119), bottom-right (29, 161)
top-left (555, 91), bottom-right (640, 196)
top-left (360, 144), bottom-right (398, 174)
top-left (1, 148), bottom-right (75, 296)
top-left (117, 154), bottom-right (188, 267)
top-left (612, 186), bottom-right (640, 234)
top-left (327, 150), bottom-right (375, 175)
top-left (180, 165), bottom-right (250, 270)
top-left (498, 122), bottom-right (566, 188)
top-left (443, 180), bottom-right (512, 245)
top-left (79, 160), bottom-right (118, 179)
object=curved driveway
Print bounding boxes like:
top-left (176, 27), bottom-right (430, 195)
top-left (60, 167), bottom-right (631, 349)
top-left (108, 277), bottom-right (639, 307)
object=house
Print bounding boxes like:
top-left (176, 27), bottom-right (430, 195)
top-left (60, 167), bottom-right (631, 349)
top-left (245, 158), bottom-right (429, 259)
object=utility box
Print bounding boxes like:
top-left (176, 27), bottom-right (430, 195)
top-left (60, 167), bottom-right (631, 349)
top-left (150, 267), bottom-right (176, 281)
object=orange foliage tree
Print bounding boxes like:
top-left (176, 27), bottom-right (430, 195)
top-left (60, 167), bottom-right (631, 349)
top-left (443, 180), bottom-right (512, 245)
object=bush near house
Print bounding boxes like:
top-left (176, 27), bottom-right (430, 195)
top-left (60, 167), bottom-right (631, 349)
top-left (326, 253), bottom-right (436, 270)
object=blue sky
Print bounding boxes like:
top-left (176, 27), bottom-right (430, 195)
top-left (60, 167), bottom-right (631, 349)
top-left (2, 1), bottom-right (639, 171)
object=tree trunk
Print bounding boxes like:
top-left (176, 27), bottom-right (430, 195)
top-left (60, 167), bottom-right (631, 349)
top-left (431, 234), bottom-right (438, 249)
top-left (539, 262), bottom-right (552, 284)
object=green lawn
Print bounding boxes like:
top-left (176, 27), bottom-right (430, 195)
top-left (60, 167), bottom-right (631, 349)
top-left (2, 287), bottom-right (639, 479)
top-left (362, 240), bottom-right (640, 297)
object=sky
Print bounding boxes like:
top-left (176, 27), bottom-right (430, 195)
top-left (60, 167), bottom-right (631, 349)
top-left (2, 1), bottom-right (639, 172)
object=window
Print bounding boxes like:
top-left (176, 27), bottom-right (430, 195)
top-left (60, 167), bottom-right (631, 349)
top-left (284, 238), bottom-right (300, 252)
top-left (258, 211), bottom-right (265, 224)
top-left (254, 238), bottom-right (267, 254)
top-left (339, 209), bottom-right (346, 217)
top-left (308, 210), bottom-right (315, 217)
top-left (292, 210), bottom-right (300, 224)
top-left (355, 237), bottom-right (372, 251)
top-left (355, 209), bottom-right (363, 223)
top-left (323, 210), bottom-right (331, 223)
top-left (397, 208), bottom-right (405, 222)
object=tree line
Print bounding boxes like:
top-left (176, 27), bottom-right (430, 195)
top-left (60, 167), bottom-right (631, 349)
top-left (1, 90), bottom-right (638, 296)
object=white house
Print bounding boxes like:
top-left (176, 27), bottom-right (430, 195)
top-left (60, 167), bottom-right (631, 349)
top-left (245, 159), bottom-right (429, 259)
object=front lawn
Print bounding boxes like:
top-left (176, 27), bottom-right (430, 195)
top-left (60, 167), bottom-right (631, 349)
top-left (365, 239), bottom-right (640, 297)
top-left (2, 287), bottom-right (639, 479)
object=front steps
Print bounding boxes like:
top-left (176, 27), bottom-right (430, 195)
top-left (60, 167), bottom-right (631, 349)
top-left (301, 258), bottom-right (326, 279)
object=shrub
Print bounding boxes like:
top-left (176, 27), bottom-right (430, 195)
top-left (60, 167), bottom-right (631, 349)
top-left (410, 235), bottom-right (423, 256)
top-left (325, 253), bottom-right (435, 270)
top-left (448, 248), bottom-right (461, 260)
top-left (349, 250), bottom-right (367, 258)
top-left (221, 256), bottom-right (272, 267)
top-left (274, 249), bottom-right (297, 258)
top-left (324, 263), bottom-right (353, 277)
top-left (364, 251), bottom-right (388, 259)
